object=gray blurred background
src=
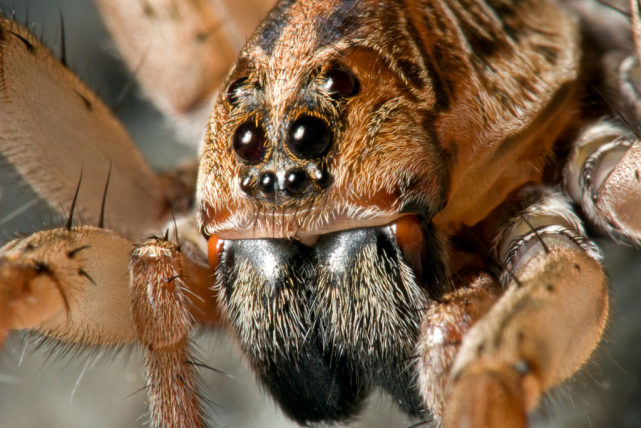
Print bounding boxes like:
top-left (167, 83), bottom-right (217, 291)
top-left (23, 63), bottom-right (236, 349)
top-left (0, 1), bottom-right (639, 427)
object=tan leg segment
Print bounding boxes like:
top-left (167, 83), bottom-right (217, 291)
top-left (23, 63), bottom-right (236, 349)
top-left (1, 224), bottom-right (218, 350)
top-left (417, 271), bottom-right (502, 424)
top-left (95, 0), bottom-right (275, 121)
top-left (0, 227), bottom-right (136, 348)
top-left (565, 120), bottom-right (641, 242)
top-left (0, 18), bottom-right (166, 238)
top-left (445, 189), bottom-right (608, 428)
top-left (130, 237), bottom-right (214, 428)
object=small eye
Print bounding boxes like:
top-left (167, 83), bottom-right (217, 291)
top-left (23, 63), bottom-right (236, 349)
top-left (227, 77), bottom-right (248, 106)
top-left (258, 171), bottom-right (277, 195)
top-left (240, 170), bottom-right (255, 194)
top-left (323, 67), bottom-right (359, 98)
top-left (232, 121), bottom-right (268, 164)
top-left (284, 168), bottom-right (309, 195)
top-left (288, 115), bottom-right (332, 159)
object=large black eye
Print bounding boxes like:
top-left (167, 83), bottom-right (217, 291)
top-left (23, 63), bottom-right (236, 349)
top-left (288, 115), bottom-right (332, 159)
top-left (323, 67), bottom-right (358, 98)
top-left (227, 77), bottom-right (248, 106)
top-left (233, 121), bottom-right (268, 164)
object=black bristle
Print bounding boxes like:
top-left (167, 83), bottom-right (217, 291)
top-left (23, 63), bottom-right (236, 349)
top-left (592, 84), bottom-right (641, 139)
top-left (99, 162), bottom-right (112, 228)
top-left (66, 169), bottom-right (83, 230)
top-left (112, 46), bottom-right (151, 112)
top-left (58, 10), bottom-right (67, 67)
top-left (521, 215), bottom-right (550, 255)
top-left (67, 245), bottom-right (91, 259)
top-left (78, 268), bottom-right (96, 285)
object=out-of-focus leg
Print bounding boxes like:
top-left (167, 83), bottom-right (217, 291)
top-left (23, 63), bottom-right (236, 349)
top-left (632, 0), bottom-right (641, 60)
top-left (444, 188), bottom-right (608, 428)
top-left (218, 0), bottom-right (279, 45)
top-left (95, 0), bottom-right (276, 127)
top-left (0, 18), bottom-right (167, 238)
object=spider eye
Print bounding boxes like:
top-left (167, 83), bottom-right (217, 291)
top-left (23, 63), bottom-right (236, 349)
top-left (288, 115), bottom-right (332, 159)
top-left (233, 120), bottom-right (268, 164)
top-left (323, 67), bottom-right (359, 98)
top-left (258, 171), bottom-right (277, 195)
top-left (227, 77), bottom-right (248, 106)
top-left (284, 168), bottom-right (309, 195)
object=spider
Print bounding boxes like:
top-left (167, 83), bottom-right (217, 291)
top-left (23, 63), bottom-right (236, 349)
top-left (1, 0), bottom-right (641, 427)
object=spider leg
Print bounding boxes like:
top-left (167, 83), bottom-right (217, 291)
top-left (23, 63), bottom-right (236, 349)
top-left (0, 17), bottom-right (170, 239)
top-left (565, 120), bottom-right (641, 242)
top-left (568, 2), bottom-right (641, 243)
top-left (0, 222), bottom-right (219, 347)
top-left (95, 0), bottom-right (276, 136)
top-left (130, 236), bottom-right (216, 428)
top-left (442, 187), bottom-right (608, 427)
top-left (632, 0), bottom-right (641, 61)
top-left (0, 227), bottom-right (136, 348)
top-left (416, 270), bottom-right (502, 425)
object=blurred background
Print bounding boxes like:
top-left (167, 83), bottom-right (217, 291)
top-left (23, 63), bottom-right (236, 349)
top-left (0, 0), bottom-right (639, 427)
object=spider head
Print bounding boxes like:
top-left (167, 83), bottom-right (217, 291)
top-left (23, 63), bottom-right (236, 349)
top-left (195, 1), bottom-right (452, 424)
top-left (196, 1), bottom-right (449, 245)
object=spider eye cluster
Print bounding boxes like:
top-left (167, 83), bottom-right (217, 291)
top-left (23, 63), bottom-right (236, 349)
top-left (226, 65), bottom-right (358, 199)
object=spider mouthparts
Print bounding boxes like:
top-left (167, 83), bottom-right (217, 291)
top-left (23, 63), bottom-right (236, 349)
top-left (297, 234), bottom-right (320, 247)
top-left (207, 215), bottom-right (426, 271)
top-left (208, 235), bottom-right (225, 269)
top-left (390, 215), bottom-right (426, 282)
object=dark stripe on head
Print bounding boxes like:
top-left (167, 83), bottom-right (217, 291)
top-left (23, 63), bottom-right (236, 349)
top-left (445, 1), bottom-right (511, 74)
top-left (424, 2), bottom-right (449, 34)
top-left (255, 0), bottom-right (297, 54)
top-left (404, 14), bottom-right (451, 110)
top-left (371, 5), bottom-right (428, 92)
top-left (485, 0), bottom-right (520, 41)
top-left (396, 59), bottom-right (425, 90)
top-left (533, 44), bottom-right (560, 63)
top-left (421, 109), bottom-right (451, 208)
top-left (419, 18), bottom-right (456, 111)
top-left (313, 0), bottom-right (361, 50)
top-left (459, 21), bottom-right (504, 59)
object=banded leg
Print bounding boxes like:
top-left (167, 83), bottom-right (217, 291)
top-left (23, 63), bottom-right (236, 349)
top-left (444, 188), bottom-right (608, 427)
top-left (567, 3), bottom-right (641, 242)
top-left (417, 270), bottom-right (502, 425)
top-left (565, 120), bottom-right (641, 242)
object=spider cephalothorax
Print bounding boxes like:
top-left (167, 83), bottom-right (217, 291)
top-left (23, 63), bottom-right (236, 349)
top-left (1, 0), bottom-right (640, 427)
top-left (197, 1), bottom-right (580, 422)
